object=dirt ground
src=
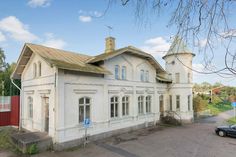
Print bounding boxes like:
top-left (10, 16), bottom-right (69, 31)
top-left (2, 110), bottom-right (236, 157)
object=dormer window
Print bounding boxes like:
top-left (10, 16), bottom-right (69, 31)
top-left (145, 70), bottom-right (149, 82)
top-left (140, 70), bottom-right (144, 82)
top-left (121, 66), bottom-right (126, 80)
top-left (115, 65), bottom-right (120, 79)
top-left (33, 63), bottom-right (37, 78)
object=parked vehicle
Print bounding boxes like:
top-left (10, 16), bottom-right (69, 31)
top-left (215, 124), bottom-right (236, 137)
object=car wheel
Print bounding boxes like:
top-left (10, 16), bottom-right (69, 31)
top-left (218, 130), bottom-right (226, 137)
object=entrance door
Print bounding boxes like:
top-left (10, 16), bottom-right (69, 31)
top-left (43, 97), bottom-right (49, 133)
top-left (159, 95), bottom-right (164, 116)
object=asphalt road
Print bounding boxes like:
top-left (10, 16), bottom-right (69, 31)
top-left (1, 110), bottom-right (236, 157)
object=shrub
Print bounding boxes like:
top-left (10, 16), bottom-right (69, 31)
top-left (193, 95), bottom-right (208, 112)
top-left (27, 144), bottom-right (39, 155)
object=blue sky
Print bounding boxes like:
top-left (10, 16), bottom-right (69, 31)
top-left (0, 0), bottom-right (235, 85)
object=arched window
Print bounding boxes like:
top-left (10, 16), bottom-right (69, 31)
top-left (145, 70), bottom-right (149, 82)
top-left (28, 96), bottom-right (33, 119)
top-left (140, 70), bottom-right (144, 82)
top-left (33, 63), bottom-right (37, 78)
top-left (110, 96), bottom-right (119, 118)
top-left (79, 97), bottom-right (91, 123)
top-left (122, 96), bottom-right (129, 116)
top-left (38, 61), bottom-right (42, 77)
top-left (138, 96), bottom-right (144, 114)
top-left (121, 66), bottom-right (126, 80)
top-left (146, 96), bottom-right (151, 113)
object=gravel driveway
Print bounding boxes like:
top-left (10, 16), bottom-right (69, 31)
top-left (2, 110), bottom-right (236, 157)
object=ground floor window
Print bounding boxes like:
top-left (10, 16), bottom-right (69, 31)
top-left (28, 96), bottom-right (33, 119)
top-left (188, 95), bottom-right (191, 111)
top-left (176, 95), bottom-right (180, 110)
top-left (146, 96), bottom-right (151, 113)
top-left (122, 96), bottom-right (129, 116)
top-left (138, 96), bottom-right (144, 114)
top-left (79, 97), bottom-right (91, 123)
top-left (169, 95), bottom-right (172, 111)
top-left (111, 96), bottom-right (119, 118)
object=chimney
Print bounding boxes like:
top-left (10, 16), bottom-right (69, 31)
top-left (105, 37), bottom-right (115, 53)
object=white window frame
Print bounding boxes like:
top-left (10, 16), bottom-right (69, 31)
top-left (122, 96), bottom-right (129, 116)
top-left (115, 65), bottom-right (120, 80)
top-left (121, 66), bottom-right (126, 80)
top-left (138, 96), bottom-right (144, 114)
top-left (38, 61), bottom-right (42, 77)
top-left (146, 95), bottom-right (151, 113)
top-left (110, 96), bottom-right (119, 118)
top-left (145, 70), bottom-right (149, 82)
top-left (140, 70), bottom-right (145, 82)
top-left (78, 97), bottom-right (91, 123)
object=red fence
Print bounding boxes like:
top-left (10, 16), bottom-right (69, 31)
top-left (0, 96), bottom-right (20, 127)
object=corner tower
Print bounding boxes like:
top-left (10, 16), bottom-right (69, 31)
top-left (163, 36), bottom-right (195, 123)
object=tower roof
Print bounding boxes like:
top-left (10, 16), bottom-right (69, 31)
top-left (163, 36), bottom-right (195, 59)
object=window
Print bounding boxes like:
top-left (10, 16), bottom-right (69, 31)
top-left (175, 73), bottom-right (180, 83)
top-left (38, 62), bottom-right (42, 77)
top-left (122, 96), bottom-right (129, 116)
top-left (138, 96), bottom-right (144, 114)
top-left (145, 70), bottom-right (149, 82)
top-left (140, 70), bottom-right (144, 82)
top-left (188, 95), bottom-right (191, 111)
top-left (28, 96), bottom-right (33, 119)
top-left (187, 73), bottom-right (191, 83)
top-left (115, 65), bottom-right (120, 79)
top-left (33, 63), bottom-right (37, 78)
top-left (176, 95), bottom-right (180, 110)
top-left (168, 73), bottom-right (172, 80)
top-left (79, 97), bottom-right (91, 123)
top-left (146, 96), bottom-right (151, 113)
top-left (121, 66), bottom-right (126, 80)
top-left (169, 95), bottom-right (172, 111)
top-left (110, 96), bottom-right (119, 118)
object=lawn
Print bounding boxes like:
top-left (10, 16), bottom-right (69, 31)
top-left (207, 102), bottom-right (233, 115)
top-left (227, 117), bottom-right (236, 125)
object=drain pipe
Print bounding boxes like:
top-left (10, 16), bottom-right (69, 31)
top-left (11, 78), bottom-right (22, 131)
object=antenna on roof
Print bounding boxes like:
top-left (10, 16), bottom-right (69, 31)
top-left (105, 25), bottom-right (113, 36)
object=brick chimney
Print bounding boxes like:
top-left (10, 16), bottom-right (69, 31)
top-left (105, 37), bottom-right (115, 53)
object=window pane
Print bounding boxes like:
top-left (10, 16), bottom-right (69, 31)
top-left (85, 98), bottom-right (90, 104)
top-left (115, 103), bottom-right (118, 117)
top-left (86, 105), bottom-right (90, 119)
top-left (115, 65), bottom-right (119, 79)
top-left (122, 66), bottom-right (126, 80)
top-left (79, 106), bottom-right (84, 123)
top-left (79, 98), bottom-right (84, 104)
top-left (111, 104), bottom-right (114, 118)
top-left (122, 103), bottom-right (125, 115)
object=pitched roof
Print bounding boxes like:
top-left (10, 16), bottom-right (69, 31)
top-left (88, 46), bottom-right (165, 73)
top-left (163, 36), bottom-right (195, 59)
top-left (11, 43), bottom-right (111, 79)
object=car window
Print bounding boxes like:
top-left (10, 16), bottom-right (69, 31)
top-left (231, 125), bottom-right (236, 129)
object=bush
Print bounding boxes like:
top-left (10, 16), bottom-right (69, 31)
top-left (27, 144), bottom-right (39, 155)
top-left (193, 95), bottom-right (208, 112)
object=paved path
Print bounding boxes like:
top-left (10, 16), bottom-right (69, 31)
top-left (2, 110), bottom-right (236, 157)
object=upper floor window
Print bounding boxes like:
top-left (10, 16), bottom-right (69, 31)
top-left (122, 96), bottom-right (129, 116)
top-left (33, 63), bottom-right (37, 78)
top-left (176, 95), bottom-right (180, 110)
top-left (38, 62), bottom-right (42, 77)
top-left (115, 65), bottom-right (120, 80)
top-left (79, 97), bottom-right (91, 123)
top-left (28, 96), bottom-right (33, 119)
top-left (121, 66), bottom-right (126, 80)
top-left (146, 96), bottom-right (151, 113)
top-left (175, 73), bottom-right (180, 83)
top-left (145, 70), bottom-right (149, 82)
top-left (140, 70), bottom-right (145, 82)
top-left (138, 96), bottom-right (144, 114)
top-left (110, 96), bottom-right (119, 118)
top-left (187, 73), bottom-right (191, 83)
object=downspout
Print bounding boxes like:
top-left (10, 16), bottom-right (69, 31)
top-left (11, 78), bottom-right (22, 131)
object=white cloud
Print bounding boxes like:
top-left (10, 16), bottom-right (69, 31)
top-left (198, 39), bottom-right (208, 48)
top-left (79, 15), bottom-right (92, 22)
top-left (27, 0), bottom-right (51, 8)
top-left (221, 29), bottom-right (236, 38)
top-left (141, 37), bottom-right (171, 57)
top-left (42, 33), bottom-right (66, 49)
top-left (78, 10), bottom-right (103, 23)
top-left (0, 31), bottom-right (6, 42)
top-left (0, 16), bottom-right (38, 42)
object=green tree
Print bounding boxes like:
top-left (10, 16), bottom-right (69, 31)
top-left (0, 48), bottom-right (6, 70)
top-left (193, 95), bottom-right (208, 112)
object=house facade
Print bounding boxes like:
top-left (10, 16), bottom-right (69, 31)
top-left (12, 36), bottom-right (195, 148)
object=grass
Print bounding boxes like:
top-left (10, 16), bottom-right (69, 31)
top-left (227, 117), bottom-right (236, 125)
top-left (207, 102), bottom-right (233, 115)
top-left (0, 127), bottom-right (18, 151)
